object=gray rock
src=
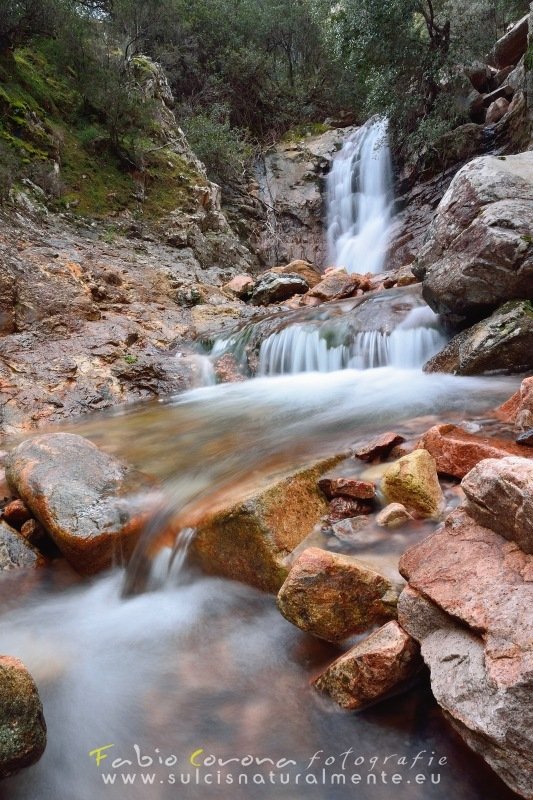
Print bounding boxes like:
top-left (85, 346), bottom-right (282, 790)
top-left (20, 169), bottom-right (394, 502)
top-left (424, 300), bottom-right (533, 374)
top-left (0, 521), bottom-right (44, 571)
top-left (416, 152), bottom-right (533, 325)
top-left (462, 455), bottom-right (533, 553)
top-left (251, 272), bottom-right (309, 305)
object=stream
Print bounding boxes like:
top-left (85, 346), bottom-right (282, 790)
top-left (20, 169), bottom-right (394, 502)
top-left (0, 120), bottom-right (522, 800)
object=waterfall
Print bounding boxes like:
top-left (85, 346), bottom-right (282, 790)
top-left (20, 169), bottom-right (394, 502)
top-left (258, 306), bottom-right (446, 375)
top-left (327, 117), bottom-right (393, 274)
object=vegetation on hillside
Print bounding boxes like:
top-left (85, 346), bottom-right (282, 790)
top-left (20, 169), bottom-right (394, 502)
top-left (0, 0), bottom-right (529, 210)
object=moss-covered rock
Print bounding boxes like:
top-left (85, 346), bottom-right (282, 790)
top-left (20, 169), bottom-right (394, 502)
top-left (191, 456), bottom-right (343, 593)
top-left (0, 656), bottom-right (46, 778)
top-left (381, 449), bottom-right (444, 519)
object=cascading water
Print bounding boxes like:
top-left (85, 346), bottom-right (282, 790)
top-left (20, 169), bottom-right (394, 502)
top-left (327, 118), bottom-right (394, 275)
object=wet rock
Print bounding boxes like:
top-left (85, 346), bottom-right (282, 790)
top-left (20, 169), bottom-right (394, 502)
top-left (2, 500), bottom-right (32, 530)
top-left (313, 621), bottom-right (422, 710)
top-left (488, 14), bottom-right (529, 69)
top-left (270, 260), bottom-right (322, 288)
top-left (376, 503), bottom-right (413, 529)
top-left (496, 375), bottom-right (533, 431)
top-left (223, 275), bottom-right (254, 299)
top-left (318, 476), bottom-right (375, 501)
top-left (352, 431), bottom-right (405, 462)
top-left (486, 96), bottom-right (510, 124)
top-left (0, 521), bottom-right (45, 571)
top-left (251, 272), bottom-right (309, 305)
top-left (307, 272), bottom-right (359, 301)
top-left (191, 456), bottom-right (342, 593)
top-left (424, 301), bottom-right (533, 375)
top-left (5, 433), bottom-right (156, 575)
top-left (213, 353), bottom-right (245, 384)
top-left (331, 516), bottom-right (376, 544)
top-left (419, 423), bottom-right (533, 478)
top-left (398, 507), bottom-right (533, 799)
top-left (462, 456), bottom-right (533, 554)
top-left (415, 152), bottom-right (533, 326)
top-left (517, 429), bottom-right (533, 446)
top-left (381, 449), bottom-right (443, 518)
top-left (276, 547), bottom-right (399, 642)
top-left (0, 656), bottom-right (47, 778)
top-left (328, 497), bottom-right (372, 522)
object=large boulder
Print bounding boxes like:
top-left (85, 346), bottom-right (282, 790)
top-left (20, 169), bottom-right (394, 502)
top-left (415, 153), bottom-right (533, 325)
top-left (313, 621), bottom-right (422, 710)
top-left (0, 656), bottom-right (47, 778)
top-left (191, 457), bottom-right (342, 593)
top-left (276, 547), bottom-right (399, 642)
top-left (424, 301), bottom-right (533, 374)
top-left (381, 449), bottom-right (443, 518)
top-left (496, 375), bottom-right (533, 431)
top-left (399, 505), bottom-right (533, 799)
top-left (462, 456), bottom-right (533, 554)
top-left (5, 433), bottom-right (156, 575)
top-left (418, 423), bottom-right (533, 478)
top-left (487, 14), bottom-right (529, 69)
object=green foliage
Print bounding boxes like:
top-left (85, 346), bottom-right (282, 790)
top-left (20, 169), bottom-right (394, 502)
top-left (182, 107), bottom-right (252, 184)
top-left (0, 140), bottom-right (23, 199)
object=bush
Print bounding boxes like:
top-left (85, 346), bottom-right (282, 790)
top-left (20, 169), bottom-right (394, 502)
top-left (182, 107), bottom-right (252, 185)
top-left (0, 141), bottom-right (22, 201)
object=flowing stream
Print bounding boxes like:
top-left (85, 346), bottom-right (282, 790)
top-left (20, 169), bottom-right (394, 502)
top-left (0, 123), bottom-right (521, 800)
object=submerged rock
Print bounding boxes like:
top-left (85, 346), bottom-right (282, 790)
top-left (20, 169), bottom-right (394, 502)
top-left (419, 423), bottom-right (533, 478)
top-left (375, 503), bottom-right (413, 529)
top-left (0, 521), bottom-right (44, 571)
top-left (5, 433), bottom-right (156, 575)
top-left (462, 456), bottom-right (533, 554)
top-left (191, 456), bottom-right (342, 593)
top-left (399, 506), bottom-right (533, 799)
top-left (313, 620), bottom-right (422, 710)
top-left (381, 449), bottom-right (443, 518)
top-left (276, 547), bottom-right (399, 642)
top-left (0, 656), bottom-right (46, 778)
top-left (415, 153), bottom-right (533, 325)
top-left (424, 301), bottom-right (533, 375)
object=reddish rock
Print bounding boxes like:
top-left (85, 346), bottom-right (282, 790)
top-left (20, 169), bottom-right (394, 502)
top-left (313, 621), bottom-right (422, 710)
top-left (496, 376), bottom-right (533, 431)
top-left (5, 433), bottom-right (157, 575)
top-left (270, 260), bottom-right (322, 288)
top-left (318, 476), bottom-right (375, 501)
top-left (328, 497), bottom-right (373, 522)
top-left (223, 275), bottom-right (254, 299)
top-left (419, 423), bottom-right (533, 479)
top-left (0, 656), bottom-right (47, 777)
top-left (462, 456), bottom-right (533, 554)
top-left (277, 547), bottom-right (399, 642)
top-left (398, 509), bottom-right (533, 799)
top-left (399, 508), bottom-right (532, 685)
top-left (2, 499), bottom-right (32, 530)
top-left (307, 272), bottom-right (360, 301)
top-left (213, 353), bottom-right (245, 384)
top-left (486, 97), bottom-right (510, 124)
top-left (352, 431), bottom-right (405, 462)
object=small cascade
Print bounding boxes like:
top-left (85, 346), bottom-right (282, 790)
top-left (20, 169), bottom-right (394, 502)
top-left (327, 117), bottom-right (394, 274)
top-left (258, 305), bottom-right (446, 375)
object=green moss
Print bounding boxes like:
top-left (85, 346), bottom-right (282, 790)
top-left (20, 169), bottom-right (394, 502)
top-left (282, 122), bottom-right (331, 143)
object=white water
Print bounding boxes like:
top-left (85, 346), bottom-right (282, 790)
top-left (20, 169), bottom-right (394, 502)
top-left (327, 118), bottom-right (394, 274)
top-left (258, 307), bottom-right (446, 375)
